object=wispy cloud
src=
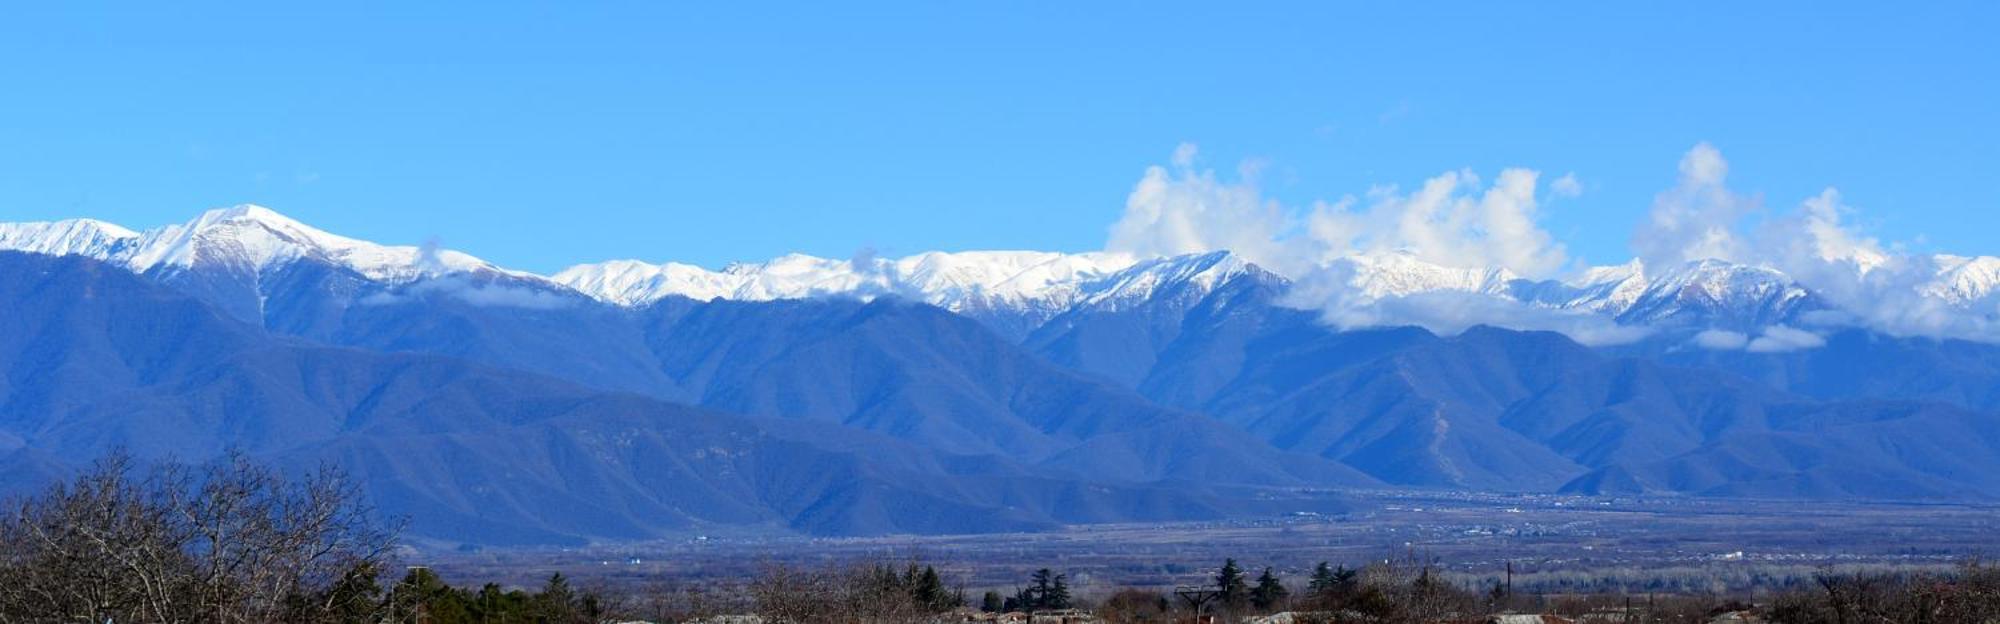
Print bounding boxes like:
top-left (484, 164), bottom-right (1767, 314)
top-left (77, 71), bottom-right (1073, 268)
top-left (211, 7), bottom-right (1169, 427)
top-left (1550, 173), bottom-right (1583, 198)
top-left (361, 276), bottom-right (574, 310)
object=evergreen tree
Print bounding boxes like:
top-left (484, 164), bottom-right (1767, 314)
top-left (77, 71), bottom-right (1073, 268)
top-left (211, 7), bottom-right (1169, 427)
top-left (1015, 568), bottom-right (1071, 611)
top-left (1029, 568), bottom-right (1056, 610)
top-left (1251, 567), bottom-right (1290, 611)
top-left (387, 567), bottom-right (472, 623)
top-left (1308, 562), bottom-right (1337, 594)
top-left (1006, 585), bottom-right (1035, 612)
top-left (1046, 572), bottom-right (1072, 610)
top-left (912, 565), bottom-right (956, 612)
top-left (472, 583), bottom-right (529, 621)
top-left (1307, 562), bottom-right (1359, 598)
top-left (982, 590), bottom-right (1005, 613)
top-left (535, 572), bottom-right (577, 622)
top-left (1334, 565), bottom-right (1359, 594)
top-left (1216, 559), bottom-right (1249, 608)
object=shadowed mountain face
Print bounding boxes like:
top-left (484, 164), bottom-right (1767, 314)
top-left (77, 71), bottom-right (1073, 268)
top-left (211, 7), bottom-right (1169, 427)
top-left (0, 252), bottom-right (1284, 544)
top-left (635, 297), bottom-right (1371, 486)
top-left (158, 253), bottom-right (1369, 488)
top-left (1624, 329), bottom-right (2000, 411)
top-left (8, 221), bottom-right (2000, 547)
top-left (206, 250), bottom-right (2000, 502)
top-left (1023, 270), bottom-right (2000, 498)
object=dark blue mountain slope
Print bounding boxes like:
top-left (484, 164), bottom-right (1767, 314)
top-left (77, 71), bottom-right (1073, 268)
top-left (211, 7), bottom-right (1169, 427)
top-left (0, 252), bottom-right (1266, 544)
top-left (1025, 271), bottom-right (2000, 500)
top-left (167, 256), bottom-right (1371, 489)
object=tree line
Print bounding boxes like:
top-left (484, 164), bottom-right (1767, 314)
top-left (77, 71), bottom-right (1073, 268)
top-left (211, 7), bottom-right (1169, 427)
top-left (5, 453), bottom-right (1997, 623)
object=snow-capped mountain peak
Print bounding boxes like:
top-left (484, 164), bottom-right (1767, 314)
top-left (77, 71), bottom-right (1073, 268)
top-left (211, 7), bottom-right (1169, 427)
top-left (1077, 250), bottom-right (1259, 310)
top-left (17, 204), bottom-right (2000, 343)
top-left (127, 204), bottom-right (509, 281)
top-left (548, 259), bottom-right (739, 306)
top-left (0, 218), bottom-right (140, 258)
top-left (1330, 250), bottom-right (1521, 299)
top-left (1604, 258), bottom-right (1816, 326)
top-left (552, 249), bottom-right (1143, 315)
top-left (1925, 255), bottom-right (2000, 304)
top-left (0, 204), bottom-right (517, 285)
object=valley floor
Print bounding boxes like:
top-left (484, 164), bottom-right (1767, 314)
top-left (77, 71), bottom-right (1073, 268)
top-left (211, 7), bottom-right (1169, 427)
top-left (418, 490), bottom-right (1999, 595)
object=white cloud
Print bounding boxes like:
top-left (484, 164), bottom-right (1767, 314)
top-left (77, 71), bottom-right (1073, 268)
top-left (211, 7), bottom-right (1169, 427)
top-left (1687, 326), bottom-right (1824, 353)
top-left (1288, 273), bottom-right (1653, 346)
top-left (1104, 141), bottom-right (2000, 345)
top-left (1104, 145), bottom-right (1304, 275)
top-left (1106, 144), bottom-right (1594, 341)
top-left (1692, 329), bottom-right (1750, 350)
top-left (1649, 147), bottom-right (2000, 343)
top-left (1745, 325), bottom-right (1827, 353)
top-left (414, 237), bottom-right (450, 275)
top-left (1306, 168), bottom-right (1569, 278)
top-left (1785, 189), bottom-right (1889, 269)
top-left (1108, 144), bottom-right (1571, 280)
top-left (1631, 142), bottom-right (1754, 268)
top-left (361, 275), bottom-right (574, 310)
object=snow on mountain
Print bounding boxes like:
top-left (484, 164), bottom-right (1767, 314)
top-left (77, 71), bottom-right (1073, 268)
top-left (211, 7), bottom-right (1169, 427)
top-left (1075, 250), bottom-right (1261, 311)
top-left (554, 250), bottom-right (1143, 316)
top-left (545, 259), bottom-right (741, 306)
top-left (1314, 251), bottom-right (1819, 331)
top-left (1546, 259), bottom-right (1649, 314)
top-left (0, 204), bottom-right (528, 285)
top-left (1330, 251), bottom-right (1520, 299)
top-left (0, 218), bottom-right (139, 258)
top-left (1925, 255), bottom-right (2000, 304)
top-left (895, 250), bottom-right (1129, 311)
top-left (12, 205), bottom-right (2000, 340)
top-left (1607, 259), bottom-right (1815, 325)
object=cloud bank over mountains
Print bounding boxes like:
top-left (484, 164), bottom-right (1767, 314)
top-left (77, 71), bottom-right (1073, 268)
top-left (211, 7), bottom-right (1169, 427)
top-left (1107, 143), bottom-right (1569, 280)
top-left (7, 143), bottom-right (2000, 349)
top-left (1105, 142), bottom-right (2000, 347)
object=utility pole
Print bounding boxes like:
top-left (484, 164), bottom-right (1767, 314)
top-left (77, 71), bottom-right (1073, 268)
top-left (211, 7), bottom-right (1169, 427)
top-left (1175, 585), bottom-right (1221, 623)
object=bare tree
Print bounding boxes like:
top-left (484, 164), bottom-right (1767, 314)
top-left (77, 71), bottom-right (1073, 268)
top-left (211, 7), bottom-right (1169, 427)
top-left (748, 558), bottom-right (963, 624)
top-left (0, 450), bottom-right (399, 624)
top-left (750, 562), bottom-right (841, 623)
top-left (1098, 588), bottom-right (1172, 624)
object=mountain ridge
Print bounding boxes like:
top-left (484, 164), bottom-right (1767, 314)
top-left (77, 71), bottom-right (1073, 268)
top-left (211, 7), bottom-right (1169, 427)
top-left (0, 250), bottom-right (1292, 544)
top-left (5, 205), bottom-right (2000, 526)
top-left (8, 204), bottom-right (1977, 342)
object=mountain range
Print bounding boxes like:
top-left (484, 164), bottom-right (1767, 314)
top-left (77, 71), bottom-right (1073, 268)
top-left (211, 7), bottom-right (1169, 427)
top-left (1, 205), bottom-right (1996, 545)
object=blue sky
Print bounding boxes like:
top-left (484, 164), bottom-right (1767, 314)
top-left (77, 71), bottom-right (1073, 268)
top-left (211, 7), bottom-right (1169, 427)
top-left (1, 2), bottom-right (1994, 273)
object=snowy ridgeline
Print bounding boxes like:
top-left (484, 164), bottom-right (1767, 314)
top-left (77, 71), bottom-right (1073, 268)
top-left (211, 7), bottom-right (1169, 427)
top-left (7, 204), bottom-right (2000, 333)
